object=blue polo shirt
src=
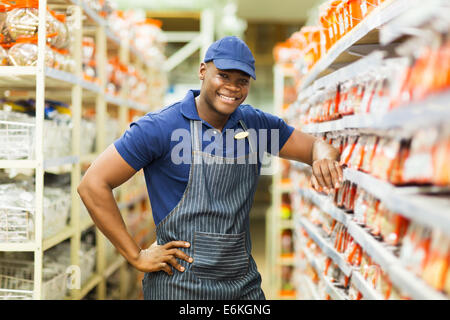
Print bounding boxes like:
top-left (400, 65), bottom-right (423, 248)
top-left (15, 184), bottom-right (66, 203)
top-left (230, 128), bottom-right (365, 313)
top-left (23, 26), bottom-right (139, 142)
top-left (114, 90), bottom-right (294, 226)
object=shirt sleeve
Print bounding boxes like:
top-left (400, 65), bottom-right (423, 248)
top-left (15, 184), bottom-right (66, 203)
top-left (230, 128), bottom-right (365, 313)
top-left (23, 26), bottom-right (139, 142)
top-left (114, 114), bottom-right (166, 171)
top-left (253, 107), bottom-right (295, 155)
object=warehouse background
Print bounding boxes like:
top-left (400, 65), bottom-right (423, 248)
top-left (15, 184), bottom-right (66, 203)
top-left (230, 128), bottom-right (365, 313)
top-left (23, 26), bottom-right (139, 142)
top-left (0, 0), bottom-right (449, 300)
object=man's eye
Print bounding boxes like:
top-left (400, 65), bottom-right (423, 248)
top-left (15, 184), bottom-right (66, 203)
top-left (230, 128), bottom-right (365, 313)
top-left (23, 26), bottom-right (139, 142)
top-left (219, 73), bottom-right (228, 78)
top-left (241, 79), bottom-right (249, 85)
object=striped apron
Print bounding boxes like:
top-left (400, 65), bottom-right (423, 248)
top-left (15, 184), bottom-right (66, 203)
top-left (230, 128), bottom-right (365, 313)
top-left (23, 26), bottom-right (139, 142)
top-left (142, 119), bottom-right (265, 300)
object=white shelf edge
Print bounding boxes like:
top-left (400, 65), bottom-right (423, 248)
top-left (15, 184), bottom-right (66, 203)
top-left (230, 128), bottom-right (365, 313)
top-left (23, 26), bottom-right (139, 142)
top-left (0, 66), bottom-right (36, 76)
top-left (0, 242), bottom-right (36, 252)
top-left (0, 160), bottom-right (37, 169)
top-left (298, 218), bottom-right (352, 277)
top-left (43, 155), bottom-right (79, 169)
top-left (351, 269), bottom-right (384, 300)
top-left (301, 90), bottom-right (450, 134)
top-left (344, 168), bottom-right (450, 237)
top-left (298, 188), bottom-right (351, 226)
top-left (323, 276), bottom-right (348, 300)
top-left (388, 264), bottom-right (448, 300)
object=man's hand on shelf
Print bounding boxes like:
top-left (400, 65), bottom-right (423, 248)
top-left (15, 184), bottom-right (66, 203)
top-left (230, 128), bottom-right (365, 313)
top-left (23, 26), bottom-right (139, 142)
top-left (311, 140), bottom-right (343, 193)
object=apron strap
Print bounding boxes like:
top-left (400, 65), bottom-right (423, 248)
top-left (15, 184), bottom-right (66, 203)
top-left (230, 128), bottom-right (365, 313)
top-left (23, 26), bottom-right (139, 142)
top-left (238, 119), bottom-right (256, 154)
top-left (191, 120), bottom-right (202, 152)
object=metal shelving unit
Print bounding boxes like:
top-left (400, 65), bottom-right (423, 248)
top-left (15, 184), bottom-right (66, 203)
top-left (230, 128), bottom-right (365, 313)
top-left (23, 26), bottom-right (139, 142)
top-left (0, 0), bottom-right (161, 300)
top-left (296, 189), bottom-right (448, 300)
top-left (285, 0), bottom-right (450, 300)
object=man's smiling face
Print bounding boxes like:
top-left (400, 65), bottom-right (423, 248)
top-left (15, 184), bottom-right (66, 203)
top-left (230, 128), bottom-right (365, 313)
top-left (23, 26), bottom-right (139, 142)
top-left (199, 62), bottom-right (251, 116)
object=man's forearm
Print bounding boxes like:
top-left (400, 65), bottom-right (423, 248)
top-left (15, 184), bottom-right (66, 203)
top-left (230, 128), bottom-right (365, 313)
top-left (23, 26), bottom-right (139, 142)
top-left (311, 139), bottom-right (340, 162)
top-left (77, 181), bottom-right (141, 266)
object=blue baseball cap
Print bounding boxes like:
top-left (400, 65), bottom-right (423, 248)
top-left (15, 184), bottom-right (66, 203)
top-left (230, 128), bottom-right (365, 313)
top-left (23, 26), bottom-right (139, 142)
top-left (204, 36), bottom-right (256, 80)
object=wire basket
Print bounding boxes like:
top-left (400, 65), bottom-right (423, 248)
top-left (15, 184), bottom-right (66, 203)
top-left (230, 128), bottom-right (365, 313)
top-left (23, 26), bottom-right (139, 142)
top-left (80, 246), bottom-right (96, 286)
top-left (43, 188), bottom-right (71, 240)
top-left (0, 206), bottom-right (33, 243)
top-left (0, 259), bottom-right (67, 300)
top-left (0, 120), bottom-right (34, 160)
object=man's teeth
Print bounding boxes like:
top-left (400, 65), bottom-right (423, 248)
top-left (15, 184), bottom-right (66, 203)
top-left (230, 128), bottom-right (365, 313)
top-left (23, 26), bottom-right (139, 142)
top-left (219, 94), bottom-right (237, 101)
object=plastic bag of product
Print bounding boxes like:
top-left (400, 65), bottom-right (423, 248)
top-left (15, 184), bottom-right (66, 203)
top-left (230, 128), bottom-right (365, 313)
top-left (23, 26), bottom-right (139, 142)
top-left (0, 4), bottom-right (7, 35)
top-left (0, 45), bottom-right (8, 65)
top-left (380, 209), bottom-right (410, 246)
top-left (348, 278), bottom-right (363, 300)
top-left (48, 13), bottom-right (69, 49)
top-left (403, 128), bottom-right (437, 185)
top-left (349, 135), bottom-right (367, 170)
top-left (432, 130), bottom-right (450, 186)
top-left (8, 39), bottom-right (54, 67)
top-left (422, 230), bottom-right (450, 293)
top-left (5, 0), bottom-right (58, 41)
top-left (340, 135), bottom-right (358, 167)
top-left (82, 37), bottom-right (95, 63)
top-left (399, 222), bottom-right (432, 277)
top-left (360, 135), bottom-right (379, 173)
top-left (371, 137), bottom-right (402, 182)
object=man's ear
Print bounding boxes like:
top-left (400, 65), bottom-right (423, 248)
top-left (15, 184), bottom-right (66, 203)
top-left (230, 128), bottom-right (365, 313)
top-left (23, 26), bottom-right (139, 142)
top-left (199, 62), bottom-right (207, 81)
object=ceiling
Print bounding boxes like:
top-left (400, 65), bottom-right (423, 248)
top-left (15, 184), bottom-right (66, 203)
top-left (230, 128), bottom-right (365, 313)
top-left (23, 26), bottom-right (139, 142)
top-left (236, 0), bottom-right (321, 23)
top-left (114, 0), bottom-right (323, 23)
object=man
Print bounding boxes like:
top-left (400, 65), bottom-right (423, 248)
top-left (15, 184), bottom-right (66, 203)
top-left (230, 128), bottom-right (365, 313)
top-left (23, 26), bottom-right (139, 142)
top-left (78, 36), bottom-right (342, 300)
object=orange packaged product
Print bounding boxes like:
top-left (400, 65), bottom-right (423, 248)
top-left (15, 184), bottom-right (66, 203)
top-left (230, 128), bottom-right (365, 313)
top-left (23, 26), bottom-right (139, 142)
top-left (379, 271), bottom-right (392, 300)
top-left (402, 128), bottom-right (436, 185)
top-left (319, 7), bottom-right (333, 51)
top-left (389, 140), bottom-right (409, 185)
top-left (399, 223), bottom-right (432, 277)
top-left (371, 137), bottom-right (401, 182)
top-left (365, 198), bottom-right (380, 235)
top-left (422, 231), bottom-right (450, 293)
top-left (0, 44), bottom-right (8, 65)
top-left (325, 5), bottom-right (338, 47)
top-left (344, 182), bottom-right (358, 211)
top-left (349, 279), bottom-right (363, 300)
top-left (340, 135), bottom-right (358, 167)
top-left (381, 210), bottom-right (410, 246)
top-left (366, 0), bottom-right (380, 13)
top-left (347, 0), bottom-right (365, 28)
top-left (360, 136), bottom-right (379, 173)
top-left (349, 135), bottom-right (367, 170)
top-left (432, 134), bottom-right (450, 186)
top-left (328, 1), bottom-right (344, 41)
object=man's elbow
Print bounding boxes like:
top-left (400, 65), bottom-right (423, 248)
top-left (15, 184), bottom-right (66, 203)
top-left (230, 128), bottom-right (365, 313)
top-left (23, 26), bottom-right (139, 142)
top-left (77, 176), bottom-right (92, 200)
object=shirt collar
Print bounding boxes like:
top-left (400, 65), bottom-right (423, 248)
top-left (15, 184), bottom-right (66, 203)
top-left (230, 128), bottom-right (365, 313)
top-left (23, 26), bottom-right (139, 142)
top-left (180, 89), bottom-right (243, 130)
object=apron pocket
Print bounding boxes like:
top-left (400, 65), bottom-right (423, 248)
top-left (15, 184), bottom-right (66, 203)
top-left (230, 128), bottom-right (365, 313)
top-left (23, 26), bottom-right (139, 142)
top-left (192, 231), bottom-right (249, 280)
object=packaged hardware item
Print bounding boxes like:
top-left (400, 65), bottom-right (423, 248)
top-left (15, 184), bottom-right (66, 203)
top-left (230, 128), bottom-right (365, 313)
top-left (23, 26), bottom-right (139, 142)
top-left (400, 223), bottom-right (450, 295)
top-left (7, 37), bottom-right (54, 67)
top-left (5, 0), bottom-right (60, 42)
top-left (281, 229), bottom-right (294, 257)
top-left (0, 45), bottom-right (8, 65)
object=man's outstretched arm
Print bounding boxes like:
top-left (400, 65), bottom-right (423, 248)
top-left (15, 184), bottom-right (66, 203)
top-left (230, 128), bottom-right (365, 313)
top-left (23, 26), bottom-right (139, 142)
top-left (77, 144), bottom-right (192, 275)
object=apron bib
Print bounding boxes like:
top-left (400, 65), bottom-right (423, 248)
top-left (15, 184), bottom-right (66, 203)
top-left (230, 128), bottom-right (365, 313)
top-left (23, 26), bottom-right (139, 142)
top-left (142, 119), bottom-right (265, 300)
